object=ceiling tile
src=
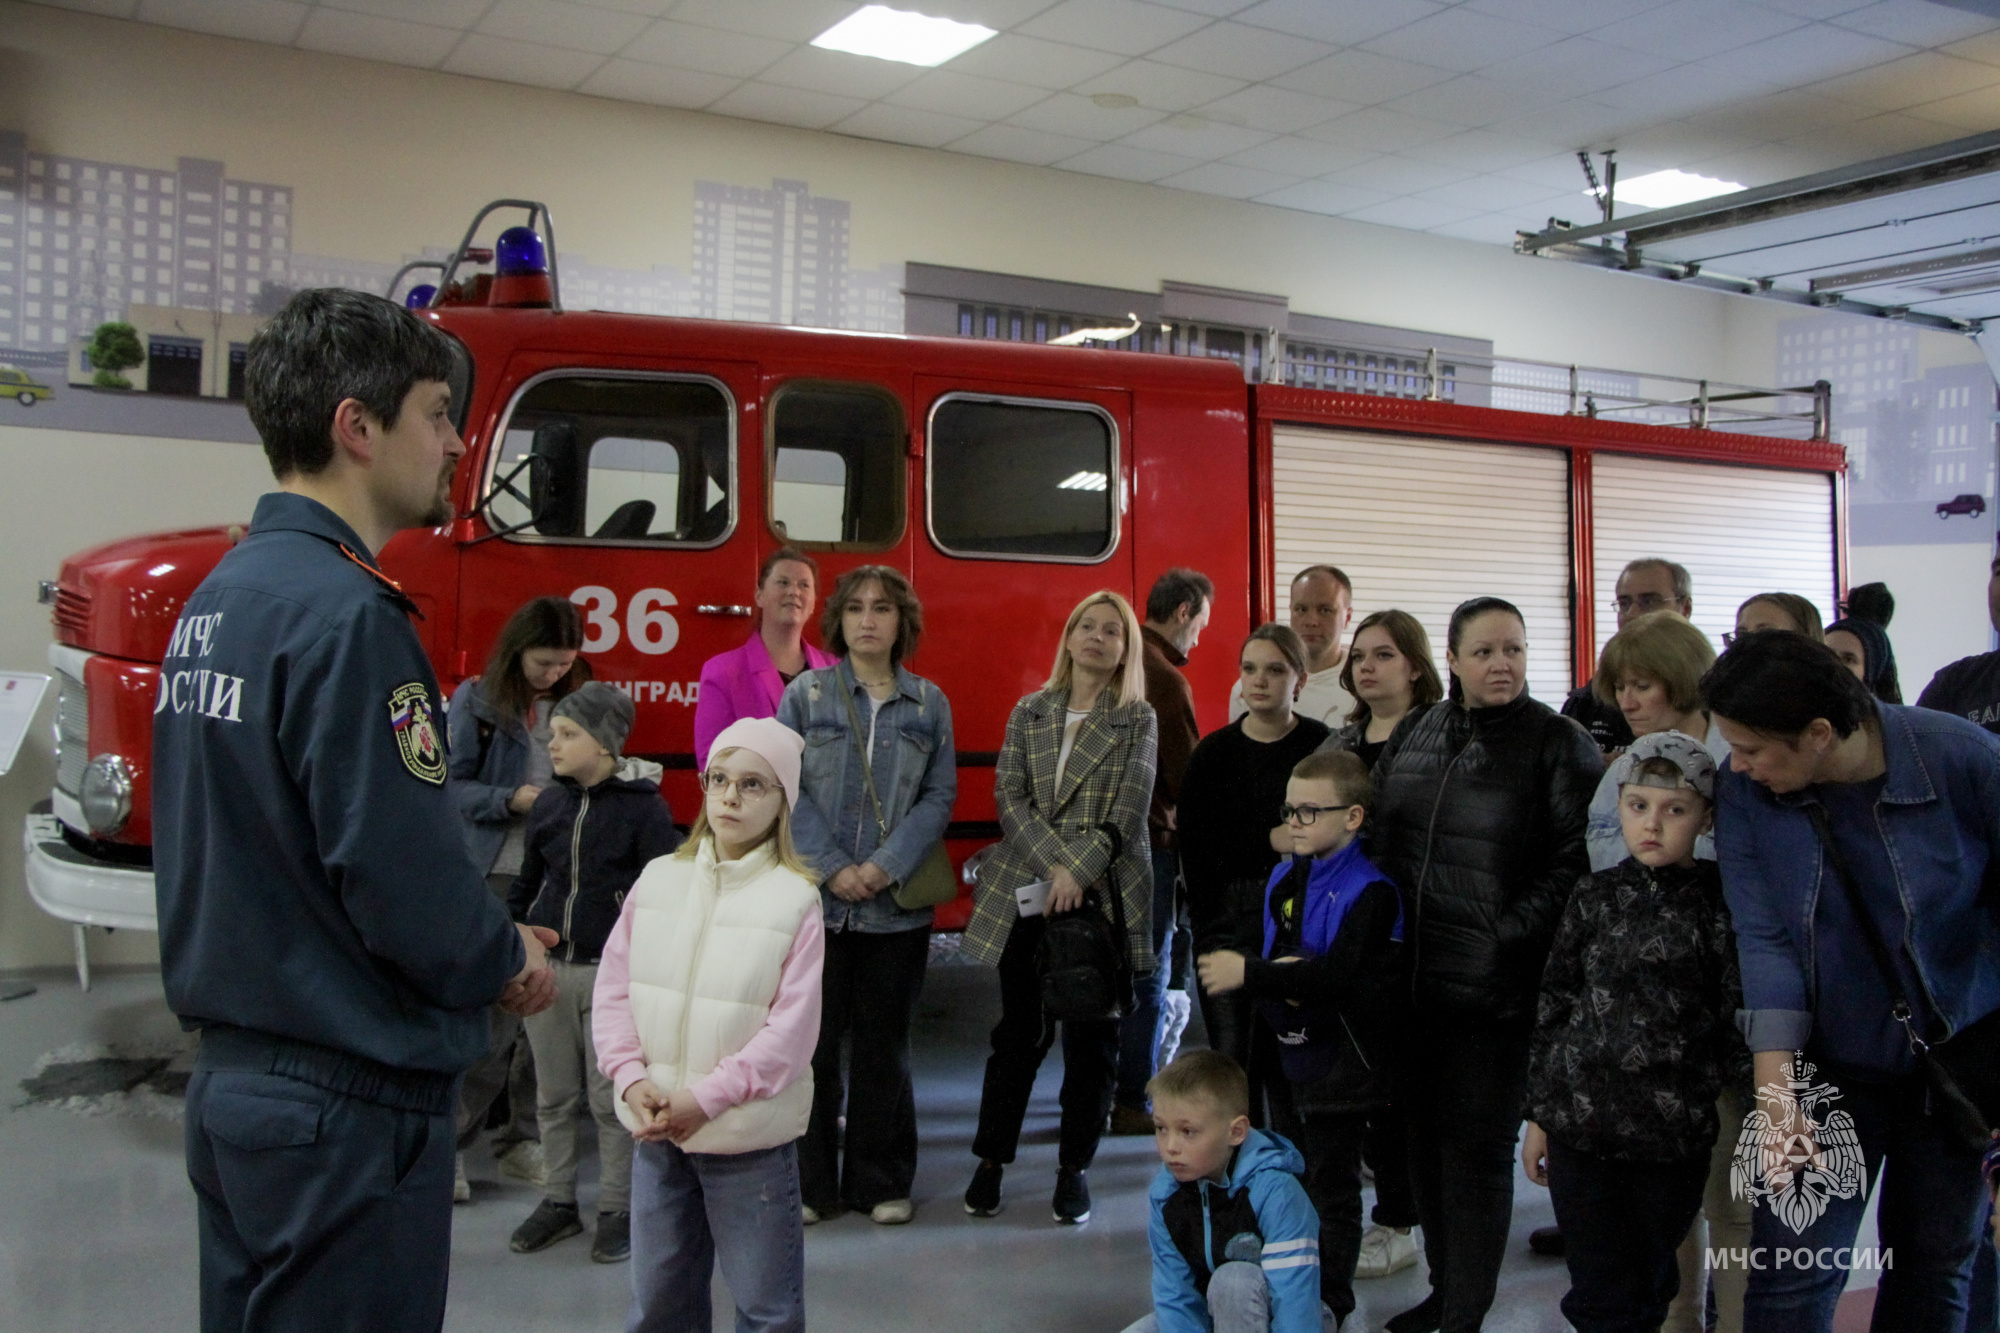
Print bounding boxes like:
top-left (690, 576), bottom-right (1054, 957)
top-left (1254, 177), bottom-right (1394, 214)
top-left (1017, 0), bottom-right (1214, 56)
top-left (297, 8), bottom-right (463, 68)
top-left (443, 34), bottom-right (606, 89)
top-left (1942, 29), bottom-right (2000, 67)
top-left (322, 0), bottom-right (491, 28)
top-left (1146, 21), bottom-right (1335, 81)
top-left (886, 69), bottom-right (1050, 119)
top-left (1495, 151), bottom-right (1607, 190)
top-left (1413, 171), bottom-right (1579, 210)
top-left (1075, 59), bottom-right (1248, 112)
top-left (1057, 140), bottom-right (1207, 181)
top-left (940, 33), bottom-right (1129, 87)
top-left (1805, 51), bottom-right (2000, 114)
top-left (1677, 87), bottom-right (1869, 141)
top-left (27, 0), bottom-right (140, 16)
top-left (1271, 48), bottom-right (1458, 105)
top-left (1360, 7), bottom-right (1570, 73)
top-left (1158, 160), bottom-right (1303, 197)
top-left (1903, 83), bottom-right (2000, 130)
top-left (577, 57), bottom-right (737, 106)
top-left (1148, 0), bottom-right (1263, 14)
top-left (707, 80), bottom-right (871, 130)
top-left (1600, 121), bottom-right (1765, 175)
top-left (1325, 155), bottom-right (1474, 193)
top-left (135, 0), bottom-right (308, 44)
top-left (1480, 36), bottom-right (1680, 100)
top-left (1196, 85), bottom-right (1356, 134)
top-left (1594, 63), bottom-right (1785, 119)
top-left (1234, 0), bottom-right (1445, 46)
top-left (477, 0), bottom-right (654, 55)
top-left (1590, 0), bottom-right (1805, 62)
top-left (571, 0), bottom-right (680, 15)
top-left (1485, 97), bottom-right (1646, 148)
top-left (1225, 136), bottom-right (1376, 174)
top-left (1402, 128), bottom-right (1567, 173)
top-left (918, 0), bottom-right (1068, 24)
top-left (1801, 109), bottom-right (1980, 157)
top-left (755, 45), bottom-right (929, 99)
top-left (665, 0), bottom-right (854, 43)
top-left (1460, 0), bottom-right (1671, 36)
top-left (950, 122), bottom-right (1103, 164)
top-left (1697, 22), bottom-right (1916, 83)
top-left (1299, 106), bottom-right (1463, 151)
top-left (1832, 1), bottom-right (1999, 47)
top-left (1390, 75), bottom-right (1564, 127)
top-left (833, 102), bottom-right (991, 148)
top-left (1427, 211), bottom-right (1546, 243)
top-left (1120, 115), bottom-right (1274, 157)
top-left (1341, 196), bottom-right (1487, 228)
top-left (1007, 91), bottom-right (1167, 139)
top-left (1757, 0), bottom-right (1873, 18)
top-left (621, 21), bottom-right (791, 77)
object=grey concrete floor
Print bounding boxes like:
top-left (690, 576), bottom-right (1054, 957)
top-left (0, 964), bottom-right (1876, 1333)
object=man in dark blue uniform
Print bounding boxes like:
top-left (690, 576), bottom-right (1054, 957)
top-left (1919, 547), bottom-right (2000, 735)
top-left (153, 288), bottom-right (557, 1332)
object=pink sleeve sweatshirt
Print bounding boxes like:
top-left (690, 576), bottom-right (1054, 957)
top-left (593, 890), bottom-right (826, 1122)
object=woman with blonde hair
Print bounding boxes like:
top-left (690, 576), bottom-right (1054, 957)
top-left (1731, 592), bottom-right (1825, 643)
top-left (1586, 610), bottom-right (1725, 872)
top-left (962, 590), bottom-right (1159, 1226)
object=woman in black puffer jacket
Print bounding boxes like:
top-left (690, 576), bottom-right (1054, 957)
top-left (1369, 597), bottom-right (1603, 1333)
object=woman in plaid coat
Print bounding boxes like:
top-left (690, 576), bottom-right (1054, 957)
top-left (961, 590), bottom-right (1159, 1226)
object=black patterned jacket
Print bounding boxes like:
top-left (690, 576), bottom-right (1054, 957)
top-left (1526, 857), bottom-right (1750, 1162)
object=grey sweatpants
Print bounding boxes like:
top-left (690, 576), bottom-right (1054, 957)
top-left (523, 958), bottom-right (632, 1214)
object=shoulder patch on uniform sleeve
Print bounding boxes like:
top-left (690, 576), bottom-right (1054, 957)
top-left (389, 682), bottom-right (448, 786)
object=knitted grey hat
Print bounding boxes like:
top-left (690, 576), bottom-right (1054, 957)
top-left (552, 681), bottom-right (635, 757)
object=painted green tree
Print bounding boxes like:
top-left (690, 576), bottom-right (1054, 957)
top-left (86, 322), bottom-right (145, 390)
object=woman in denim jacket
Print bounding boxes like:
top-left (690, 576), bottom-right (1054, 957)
top-left (1708, 630), bottom-right (2000, 1333)
top-left (777, 566), bottom-right (956, 1227)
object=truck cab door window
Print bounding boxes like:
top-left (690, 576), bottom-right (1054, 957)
top-left (927, 397), bottom-right (1117, 562)
top-left (482, 374), bottom-right (734, 546)
top-left (768, 383), bottom-right (904, 550)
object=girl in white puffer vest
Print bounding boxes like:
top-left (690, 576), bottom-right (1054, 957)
top-left (594, 716), bottom-right (825, 1333)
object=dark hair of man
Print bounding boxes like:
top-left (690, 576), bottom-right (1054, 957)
top-left (1700, 629), bottom-right (1874, 741)
top-left (1292, 564), bottom-right (1353, 598)
top-left (1146, 1049), bottom-right (1249, 1120)
top-left (1145, 567), bottom-right (1215, 625)
top-left (1242, 622), bottom-right (1308, 679)
top-left (244, 287), bottom-right (457, 481)
top-left (1292, 747), bottom-right (1374, 810)
top-left (1622, 557), bottom-right (1692, 603)
top-left (1338, 608), bottom-right (1444, 727)
top-left (1445, 596), bottom-right (1525, 704)
top-left (758, 545), bottom-right (820, 588)
top-left (822, 565), bottom-right (924, 663)
top-left (482, 596), bottom-right (588, 722)
top-left (1842, 582), bottom-right (1895, 629)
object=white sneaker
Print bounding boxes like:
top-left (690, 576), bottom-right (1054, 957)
top-left (870, 1199), bottom-right (914, 1225)
top-left (801, 1205), bottom-right (822, 1226)
top-left (1353, 1224), bottom-right (1420, 1279)
top-left (495, 1139), bottom-right (546, 1186)
top-left (453, 1153), bottom-right (472, 1204)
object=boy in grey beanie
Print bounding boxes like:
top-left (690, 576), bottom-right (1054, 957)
top-left (550, 682), bottom-right (635, 758)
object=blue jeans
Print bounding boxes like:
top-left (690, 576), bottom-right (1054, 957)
top-left (628, 1138), bottom-right (804, 1333)
top-left (1743, 1072), bottom-right (1987, 1333)
top-left (1115, 848), bottom-right (1179, 1108)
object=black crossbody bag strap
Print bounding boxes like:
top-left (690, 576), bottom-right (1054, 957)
top-left (1803, 804), bottom-right (1931, 1055)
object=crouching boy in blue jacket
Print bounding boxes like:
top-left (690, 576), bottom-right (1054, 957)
top-left (1122, 1050), bottom-right (1328, 1333)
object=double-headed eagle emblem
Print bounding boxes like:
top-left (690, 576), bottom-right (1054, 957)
top-left (1731, 1056), bottom-right (1866, 1235)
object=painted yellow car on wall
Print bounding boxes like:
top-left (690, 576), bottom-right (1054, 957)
top-left (0, 366), bottom-right (54, 406)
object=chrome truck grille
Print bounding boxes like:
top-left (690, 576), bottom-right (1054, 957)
top-left (54, 668), bottom-right (88, 796)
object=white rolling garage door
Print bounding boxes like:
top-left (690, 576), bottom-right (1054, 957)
top-left (1590, 454), bottom-right (1837, 664)
top-left (1271, 427), bottom-right (1574, 703)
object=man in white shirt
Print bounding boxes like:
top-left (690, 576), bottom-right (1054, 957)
top-left (1229, 565), bottom-right (1356, 726)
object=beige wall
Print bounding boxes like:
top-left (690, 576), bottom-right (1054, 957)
top-left (0, 3), bottom-right (1989, 970)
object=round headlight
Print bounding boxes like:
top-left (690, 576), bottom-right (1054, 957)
top-left (80, 754), bottom-right (133, 836)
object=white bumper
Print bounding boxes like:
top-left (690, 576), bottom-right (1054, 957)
top-left (22, 808), bottom-right (157, 932)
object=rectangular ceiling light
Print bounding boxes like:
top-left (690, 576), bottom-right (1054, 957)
top-left (1601, 169), bottom-right (1747, 210)
top-left (811, 5), bottom-right (997, 66)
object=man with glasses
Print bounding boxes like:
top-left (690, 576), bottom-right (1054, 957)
top-left (1563, 559), bottom-right (1694, 759)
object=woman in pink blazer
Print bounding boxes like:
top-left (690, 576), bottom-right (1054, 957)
top-left (694, 547), bottom-right (837, 768)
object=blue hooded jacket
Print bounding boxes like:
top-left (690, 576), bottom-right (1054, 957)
top-left (1147, 1128), bottom-right (1322, 1333)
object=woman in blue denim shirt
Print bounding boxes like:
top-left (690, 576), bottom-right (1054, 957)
top-left (1708, 630), bottom-right (2000, 1333)
top-left (777, 566), bottom-right (956, 1227)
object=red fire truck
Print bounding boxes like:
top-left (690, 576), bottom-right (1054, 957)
top-left (25, 204), bottom-right (1846, 976)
